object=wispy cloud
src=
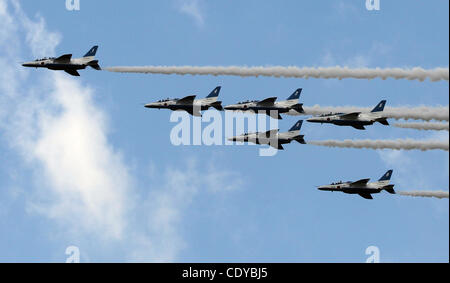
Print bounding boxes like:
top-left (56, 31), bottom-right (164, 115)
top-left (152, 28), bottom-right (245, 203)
top-left (176, 0), bottom-right (205, 27)
top-left (0, 0), bottom-right (242, 262)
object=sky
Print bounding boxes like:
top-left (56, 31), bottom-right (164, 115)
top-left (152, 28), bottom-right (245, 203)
top-left (0, 0), bottom-right (448, 263)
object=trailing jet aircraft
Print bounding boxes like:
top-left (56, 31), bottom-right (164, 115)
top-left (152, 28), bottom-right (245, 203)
top-left (227, 120), bottom-right (306, 150)
top-left (144, 86), bottom-right (223, 117)
top-left (22, 46), bottom-right (101, 76)
top-left (224, 88), bottom-right (304, 119)
top-left (306, 100), bottom-right (389, 130)
top-left (317, 170), bottom-right (396, 200)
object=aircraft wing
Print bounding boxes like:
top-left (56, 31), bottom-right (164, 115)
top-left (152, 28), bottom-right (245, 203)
top-left (339, 112), bottom-right (361, 120)
top-left (350, 179), bottom-right (371, 186)
top-left (268, 111), bottom-right (282, 120)
top-left (358, 193), bottom-right (373, 200)
top-left (262, 129), bottom-right (279, 138)
top-left (257, 97), bottom-right (277, 106)
top-left (55, 54), bottom-right (72, 63)
top-left (269, 143), bottom-right (284, 150)
top-left (185, 108), bottom-right (202, 117)
top-left (176, 95), bottom-right (196, 105)
top-left (64, 69), bottom-right (80, 76)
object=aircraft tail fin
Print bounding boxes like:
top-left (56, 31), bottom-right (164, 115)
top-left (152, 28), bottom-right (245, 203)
top-left (371, 100), bottom-right (387, 112)
top-left (287, 88), bottom-right (302, 101)
top-left (378, 170), bottom-right (393, 182)
top-left (83, 46), bottom-right (98, 58)
top-left (288, 120), bottom-right (303, 132)
top-left (206, 86), bottom-right (221, 98)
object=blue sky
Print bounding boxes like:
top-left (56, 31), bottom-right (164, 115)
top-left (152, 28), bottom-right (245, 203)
top-left (0, 0), bottom-right (448, 262)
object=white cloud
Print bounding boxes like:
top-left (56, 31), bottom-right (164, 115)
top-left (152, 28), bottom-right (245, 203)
top-left (0, 0), bottom-right (242, 261)
top-left (176, 0), bottom-right (205, 26)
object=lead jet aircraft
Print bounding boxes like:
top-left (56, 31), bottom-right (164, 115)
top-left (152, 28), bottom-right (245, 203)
top-left (317, 170), bottom-right (396, 200)
top-left (224, 88), bottom-right (304, 120)
top-left (228, 120), bottom-right (306, 150)
top-left (22, 46), bottom-right (101, 76)
top-left (144, 86), bottom-right (223, 117)
top-left (306, 100), bottom-right (389, 130)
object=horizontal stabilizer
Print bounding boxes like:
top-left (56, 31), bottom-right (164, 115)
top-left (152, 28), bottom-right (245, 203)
top-left (176, 95), bottom-right (196, 105)
top-left (257, 97), bottom-right (277, 106)
top-left (55, 54), bottom-right (72, 62)
top-left (294, 135), bottom-right (306, 144)
top-left (376, 118), bottom-right (389, 126)
top-left (291, 103), bottom-right (304, 113)
top-left (382, 185), bottom-right (396, 194)
top-left (351, 178), bottom-right (371, 186)
top-left (210, 101), bottom-right (223, 111)
top-left (88, 60), bottom-right (101, 70)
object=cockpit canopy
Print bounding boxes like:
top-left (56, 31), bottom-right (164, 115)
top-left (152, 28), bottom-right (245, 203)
top-left (157, 98), bottom-right (176, 103)
top-left (237, 100), bottom-right (258, 105)
top-left (331, 181), bottom-right (347, 185)
top-left (34, 57), bottom-right (55, 61)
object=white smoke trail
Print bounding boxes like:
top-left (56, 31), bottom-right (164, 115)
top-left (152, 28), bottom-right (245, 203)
top-left (393, 122), bottom-right (449, 131)
top-left (308, 139), bottom-right (449, 151)
top-left (105, 66), bottom-right (449, 82)
top-left (398, 191), bottom-right (449, 199)
top-left (302, 106), bottom-right (449, 122)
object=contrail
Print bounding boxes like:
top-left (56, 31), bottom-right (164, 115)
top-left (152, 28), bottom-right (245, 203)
top-left (302, 106), bottom-right (449, 122)
top-left (308, 139), bottom-right (449, 151)
top-left (398, 191), bottom-right (449, 199)
top-left (105, 66), bottom-right (449, 82)
top-left (393, 122), bottom-right (449, 131)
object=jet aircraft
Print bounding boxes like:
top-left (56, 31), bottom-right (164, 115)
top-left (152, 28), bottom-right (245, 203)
top-left (317, 170), bottom-right (396, 200)
top-left (22, 46), bottom-right (101, 76)
top-left (306, 100), bottom-right (389, 130)
top-left (144, 86), bottom-right (223, 117)
top-left (224, 88), bottom-right (304, 119)
top-left (228, 120), bottom-right (306, 150)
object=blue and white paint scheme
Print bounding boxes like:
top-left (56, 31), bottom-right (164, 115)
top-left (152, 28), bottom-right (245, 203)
top-left (228, 120), bottom-right (306, 150)
top-left (224, 88), bottom-right (304, 120)
top-left (22, 46), bottom-right (101, 76)
top-left (307, 100), bottom-right (389, 130)
top-left (317, 170), bottom-right (396, 200)
top-left (144, 86), bottom-right (223, 117)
